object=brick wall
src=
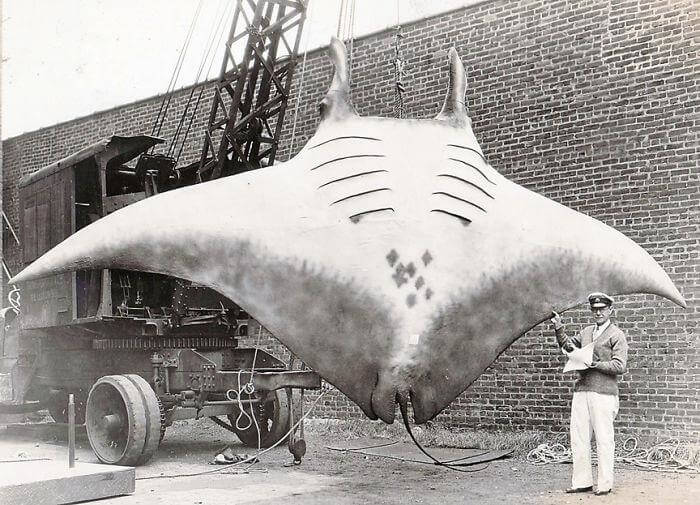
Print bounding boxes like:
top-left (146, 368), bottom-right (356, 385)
top-left (2, 0), bottom-right (698, 440)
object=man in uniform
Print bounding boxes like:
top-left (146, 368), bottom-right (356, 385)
top-left (550, 292), bottom-right (628, 496)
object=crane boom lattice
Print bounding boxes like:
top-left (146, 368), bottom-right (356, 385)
top-left (198, 0), bottom-right (307, 181)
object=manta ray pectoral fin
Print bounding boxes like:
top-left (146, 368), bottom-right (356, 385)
top-left (9, 39), bottom-right (686, 430)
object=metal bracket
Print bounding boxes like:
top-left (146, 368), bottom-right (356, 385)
top-left (200, 363), bottom-right (217, 392)
top-left (162, 351), bottom-right (179, 368)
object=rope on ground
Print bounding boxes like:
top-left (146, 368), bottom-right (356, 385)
top-left (136, 390), bottom-right (327, 481)
top-left (526, 437), bottom-right (699, 474)
top-left (526, 442), bottom-right (571, 465)
top-left (617, 437), bottom-right (700, 473)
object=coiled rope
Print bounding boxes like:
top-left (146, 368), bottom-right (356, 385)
top-left (7, 286), bottom-right (20, 313)
top-left (219, 324), bottom-right (265, 448)
top-left (139, 389), bottom-right (328, 480)
top-left (527, 437), bottom-right (699, 474)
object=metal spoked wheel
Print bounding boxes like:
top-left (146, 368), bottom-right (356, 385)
top-left (85, 374), bottom-right (161, 466)
top-left (228, 388), bottom-right (290, 448)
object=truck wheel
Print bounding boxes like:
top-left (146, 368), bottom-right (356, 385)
top-left (228, 389), bottom-right (290, 448)
top-left (122, 374), bottom-right (163, 464)
top-left (85, 374), bottom-right (161, 466)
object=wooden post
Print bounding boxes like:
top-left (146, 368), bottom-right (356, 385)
top-left (68, 394), bottom-right (75, 468)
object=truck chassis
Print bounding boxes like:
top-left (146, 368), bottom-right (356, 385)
top-left (0, 135), bottom-right (320, 465)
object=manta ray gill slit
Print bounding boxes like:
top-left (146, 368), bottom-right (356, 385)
top-left (310, 153), bottom-right (386, 172)
top-left (436, 174), bottom-right (495, 199)
top-left (309, 135), bottom-right (382, 149)
top-left (446, 157), bottom-right (496, 185)
top-left (318, 169), bottom-right (389, 189)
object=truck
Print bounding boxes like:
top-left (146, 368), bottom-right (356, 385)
top-left (0, 0), bottom-right (318, 466)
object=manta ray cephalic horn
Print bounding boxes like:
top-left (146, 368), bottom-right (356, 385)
top-left (9, 39), bottom-right (686, 426)
top-left (435, 47), bottom-right (468, 126)
top-left (319, 36), bottom-right (357, 121)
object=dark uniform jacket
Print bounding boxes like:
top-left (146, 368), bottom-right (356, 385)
top-left (556, 322), bottom-right (628, 396)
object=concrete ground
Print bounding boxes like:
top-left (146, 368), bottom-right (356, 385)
top-left (0, 419), bottom-right (697, 504)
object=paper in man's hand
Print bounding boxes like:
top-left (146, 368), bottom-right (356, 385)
top-left (563, 342), bottom-right (594, 372)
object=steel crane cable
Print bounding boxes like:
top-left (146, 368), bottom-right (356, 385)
top-left (174, 3), bottom-right (234, 165)
top-left (169, 0), bottom-right (233, 159)
top-left (336, 0), bottom-right (356, 85)
top-left (151, 0), bottom-right (204, 139)
top-left (335, 0), bottom-right (346, 39)
top-left (168, 0), bottom-right (229, 156)
top-left (288, 0), bottom-right (315, 157)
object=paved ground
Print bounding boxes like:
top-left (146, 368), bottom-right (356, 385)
top-left (0, 419), bottom-right (697, 504)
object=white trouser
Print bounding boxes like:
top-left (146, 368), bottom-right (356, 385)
top-left (570, 391), bottom-right (619, 491)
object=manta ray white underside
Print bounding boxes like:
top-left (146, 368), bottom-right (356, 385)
top-left (11, 38), bottom-right (685, 424)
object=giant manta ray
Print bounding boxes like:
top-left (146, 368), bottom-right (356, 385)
top-left (11, 39), bottom-right (685, 425)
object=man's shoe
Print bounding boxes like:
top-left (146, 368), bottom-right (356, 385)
top-left (594, 489), bottom-right (611, 496)
top-left (565, 486), bottom-right (593, 493)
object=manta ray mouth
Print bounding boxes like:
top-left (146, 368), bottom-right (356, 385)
top-left (372, 385), bottom-right (412, 424)
top-left (370, 370), bottom-right (402, 423)
top-left (369, 366), bottom-right (429, 424)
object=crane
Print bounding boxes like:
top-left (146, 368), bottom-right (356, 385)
top-left (0, 0), bottom-right (317, 467)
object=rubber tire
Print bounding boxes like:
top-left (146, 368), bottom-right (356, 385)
top-left (85, 374), bottom-right (161, 466)
top-left (228, 389), bottom-right (290, 448)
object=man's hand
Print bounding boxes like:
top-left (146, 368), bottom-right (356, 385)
top-left (550, 311), bottom-right (563, 330)
top-left (552, 311), bottom-right (570, 350)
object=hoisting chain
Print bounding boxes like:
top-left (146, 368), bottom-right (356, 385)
top-left (392, 0), bottom-right (406, 118)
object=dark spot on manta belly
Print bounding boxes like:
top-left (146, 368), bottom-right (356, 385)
top-left (384, 251), bottom-right (436, 308)
top-left (392, 263), bottom-right (410, 287)
top-left (406, 262), bottom-right (416, 277)
top-left (386, 249), bottom-right (399, 267)
top-left (406, 293), bottom-right (417, 307)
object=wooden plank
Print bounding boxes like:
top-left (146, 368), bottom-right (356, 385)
top-left (2, 422), bottom-right (87, 440)
top-left (22, 197), bottom-right (36, 263)
top-left (50, 173), bottom-right (63, 248)
top-left (36, 193), bottom-right (50, 256)
top-left (0, 460), bottom-right (134, 504)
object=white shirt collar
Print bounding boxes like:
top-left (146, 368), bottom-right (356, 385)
top-left (594, 320), bottom-right (611, 339)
